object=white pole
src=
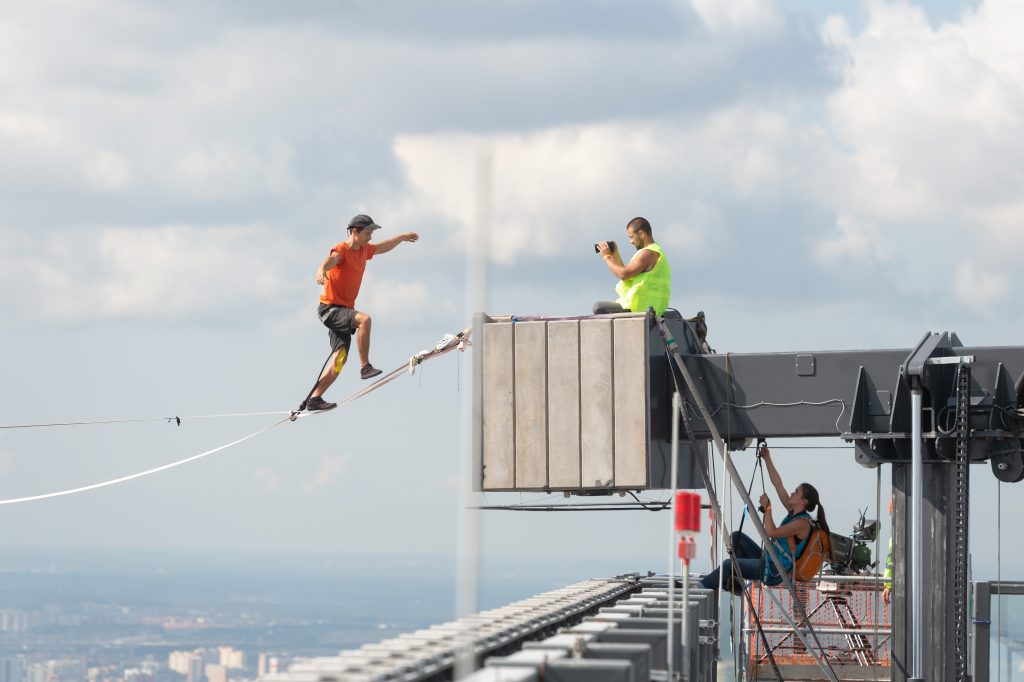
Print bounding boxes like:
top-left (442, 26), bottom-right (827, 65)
top-left (668, 391), bottom-right (680, 680)
top-left (454, 146), bottom-right (492, 679)
top-left (683, 557), bottom-right (690, 681)
top-left (911, 387), bottom-right (924, 680)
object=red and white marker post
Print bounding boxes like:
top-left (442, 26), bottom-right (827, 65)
top-left (675, 490), bottom-right (701, 679)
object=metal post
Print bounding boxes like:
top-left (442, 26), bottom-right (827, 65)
top-left (683, 562), bottom-right (690, 682)
top-left (973, 581), bottom-right (991, 682)
top-left (454, 146), bottom-right (492, 679)
top-left (667, 390), bottom-right (680, 680)
top-left (910, 387), bottom-right (924, 681)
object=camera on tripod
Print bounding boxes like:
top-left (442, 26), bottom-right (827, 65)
top-left (829, 509), bottom-right (879, 574)
top-left (594, 240), bottom-right (617, 254)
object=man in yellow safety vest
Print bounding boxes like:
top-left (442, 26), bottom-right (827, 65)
top-left (594, 216), bottom-right (671, 316)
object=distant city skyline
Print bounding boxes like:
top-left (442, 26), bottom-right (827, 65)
top-left (0, 548), bottom-right (599, 682)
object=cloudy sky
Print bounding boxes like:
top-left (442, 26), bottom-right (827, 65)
top-left (1, 0), bottom-right (1022, 586)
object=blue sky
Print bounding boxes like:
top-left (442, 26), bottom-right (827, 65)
top-left (0, 0), bottom-right (1021, 583)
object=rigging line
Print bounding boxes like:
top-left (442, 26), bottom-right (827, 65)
top-left (334, 328), bottom-right (472, 408)
top-left (0, 327), bottom-right (472, 506)
top-left (0, 416), bottom-right (185, 430)
top-left (744, 445), bottom-right (853, 450)
top-left (473, 503), bottom-right (674, 512)
top-left (0, 411), bottom-right (296, 430)
top-left (0, 413), bottom-right (303, 506)
top-left (683, 398), bottom-right (848, 434)
top-left (0, 327), bottom-right (472, 431)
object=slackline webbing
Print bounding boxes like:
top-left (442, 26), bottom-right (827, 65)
top-left (0, 327), bottom-right (471, 506)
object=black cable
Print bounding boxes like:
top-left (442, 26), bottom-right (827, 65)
top-left (474, 502), bottom-right (674, 512)
top-left (737, 451), bottom-right (764, 535)
top-left (295, 344), bottom-right (343, 415)
top-left (746, 446), bottom-right (853, 450)
top-left (626, 491), bottom-right (671, 512)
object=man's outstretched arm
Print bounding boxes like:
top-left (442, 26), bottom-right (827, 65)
top-left (374, 232), bottom-right (419, 254)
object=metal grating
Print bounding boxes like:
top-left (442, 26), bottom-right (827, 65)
top-left (259, 578), bottom-right (639, 682)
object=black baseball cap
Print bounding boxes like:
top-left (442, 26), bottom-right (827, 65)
top-left (348, 214), bottom-right (382, 231)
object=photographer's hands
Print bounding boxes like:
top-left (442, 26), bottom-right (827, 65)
top-left (597, 241), bottom-right (621, 263)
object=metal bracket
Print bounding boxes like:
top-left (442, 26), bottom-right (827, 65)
top-left (924, 355), bottom-right (976, 366)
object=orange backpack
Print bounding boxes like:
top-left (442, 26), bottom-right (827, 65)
top-left (790, 521), bottom-right (832, 581)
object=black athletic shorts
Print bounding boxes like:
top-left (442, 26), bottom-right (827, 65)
top-left (318, 303), bottom-right (356, 353)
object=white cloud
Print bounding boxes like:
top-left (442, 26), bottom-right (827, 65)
top-left (976, 202), bottom-right (1024, 247)
top-left (0, 224), bottom-right (302, 321)
top-left (687, 0), bottom-right (784, 39)
top-left (658, 203), bottom-right (726, 257)
top-left (368, 0), bottom-right (1024, 322)
top-left (954, 260), bottom-right (1008, 314)
top-left (358, 277), bottom-right (436, 322)
top-left (0, 113), bottom-right (60, 147)
top-left (825, 0), bottom-right (1024, 222)
top-left (388, 110), bottom-right (826, 264)
top-left (816, 0), bottom-right (1024, 309)
top-left (89, 150), bottom-right (131, 191)
top-left (813, 214), bottom-right (893, 265)
top-left (3, 0), bottom-right (1024, 566)
top-left (252, 466), bottom-right (280, 494)
top-left (0, 451), bottom-right (15, 478)
top-left (304, 454), bottom-right (349, 491)
top-left (165, 140), bottom-right (299, 201)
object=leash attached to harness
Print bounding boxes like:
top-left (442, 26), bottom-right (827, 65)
top-left (738, 439), bottom-right (769, 535)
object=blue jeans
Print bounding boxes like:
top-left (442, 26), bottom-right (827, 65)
top-left (701, 531), bottom-right (774, 591)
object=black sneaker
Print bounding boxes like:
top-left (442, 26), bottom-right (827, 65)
top-left (360, 364), bottom-right (382, 380)
top-left (305, 396), bottom-right (336, 412)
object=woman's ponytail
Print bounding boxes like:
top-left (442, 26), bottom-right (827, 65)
top-left (800, 482), bottom-right (833, 558)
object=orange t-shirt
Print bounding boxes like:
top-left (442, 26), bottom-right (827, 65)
top-left (319, 242), bottom-right (377, 307)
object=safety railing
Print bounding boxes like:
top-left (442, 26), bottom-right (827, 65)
top-left (745, 575), bottom-right (892, 681)
top-left (972, 580), bottom-right (1024, 682)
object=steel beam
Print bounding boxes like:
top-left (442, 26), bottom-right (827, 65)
top-left (906, 337), bottom-right (932, 682)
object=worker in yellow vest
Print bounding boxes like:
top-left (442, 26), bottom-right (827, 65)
top-left (593, 216), bottom-right (671, 315)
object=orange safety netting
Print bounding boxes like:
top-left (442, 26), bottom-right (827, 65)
top-left (746, 578), bottom-right (891, 680)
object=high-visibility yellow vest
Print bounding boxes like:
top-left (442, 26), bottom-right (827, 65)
top-left (615, 243), bottom-right (671, 315)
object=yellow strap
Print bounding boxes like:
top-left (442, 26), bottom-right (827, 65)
top-left (334, 348), bottom-right (348, 373)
